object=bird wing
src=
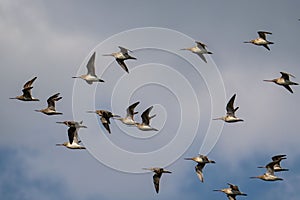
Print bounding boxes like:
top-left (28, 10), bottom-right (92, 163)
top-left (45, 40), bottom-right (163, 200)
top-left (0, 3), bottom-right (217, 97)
top-left (266, 160), bottom-right (278, 175)
top-left (141, 106), bottom-right (153, 125)
top-left (116, 59), bottom-right (129, 73)
top-left (153, 173), bottom-right (161, 193)
top-left (199, 155), bottom-right (209, 163)
top-left (86, 52), bottom-right (96, 76)
top-left (280, 72), bottom-right (294, 80)
top-left (262, 44), bottom-right (270, 51)
top-left (127, 101), bottom-right (140, 117)
top-left (195, 52), bottom-right (207, 63)
top-left (272, 154), bottom-right (286, 161)
top-left (118, 46), bottom-right (130, 54)
top-left (22, 87), bottom-right (33, 99)
top-left (258, 31), bottom-right (272, 40)
top-left (23, 77), bottom-right (37, 89)
top-left (283, 85), bottom-right (294, 93)
top-left (228, 183), bottom-right (239, 192)
top-left (195, 163), bottom-right (205, 182)
top-left (195, 41), bottom-right (207, 50)
top-left (22, 77), bottom-right (37, 99)
top-left (47, 93), bottom-right (61, 110)
top-left (101, 115), bottom-right (111, 134)
top-left (227, 195), bottom-right (236, 200)
top-left (67, 127), bottom-right (77, 144)
top-left (226, 94), bottom-right (236, 116)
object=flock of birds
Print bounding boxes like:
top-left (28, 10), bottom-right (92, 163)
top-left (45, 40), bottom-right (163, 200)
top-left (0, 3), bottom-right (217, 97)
top-left (10, 29), bottom-right (296, 197)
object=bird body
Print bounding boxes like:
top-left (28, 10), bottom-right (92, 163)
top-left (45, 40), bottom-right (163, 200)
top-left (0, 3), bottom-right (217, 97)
top-left (35, 93), bottom-right (63, 115)
top-left (87, 110), bottom-right (120, 134)
top-left (56, 120), bottom-right (87, 129)
top-left (258, 154), bottom-right (289, 172)
top-left (214, 183), bottom-right (247, 197)
top-left (72, 52), bottom-right (104, 84)
top-left (213, 183), bottom-right (247, 200)
top-left (181, 41), bottom-right (212, 63)
top-left (10, 77), bottom-right (39, 101)
top-left (214, 94), bottom-right (243, 123)
top-left (135, 106), bottom-right (158, 131)
top-left (185, 154), bottom-right (215, 182)
top-left (264, 72), bottom-right (298, 93)
top-left (116, 101), bottom-right (140, 125)
top-left (244, 31), bottom-right (274, 50)
top-left (143, 167), bottom-right (172, 193)
top-left (251, 159), bottom-right (284, 181)
top-left (56, 120), bottom-right (87, 149)
top-left (103, 46), bottom-right (136, 73)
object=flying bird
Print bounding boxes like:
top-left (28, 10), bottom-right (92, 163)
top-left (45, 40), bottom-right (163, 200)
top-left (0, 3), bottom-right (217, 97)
top-left (56, 120), bottom-right (86, 149)
top-left (103, 46), bottom-right (136, 73)
top-left (214, 183), bottom-right (247, 197)
top-left (10, 77), bottom-right (39, 101)
top-left (135, 106), bottom-right (158, 131)
top-left (143, 167), bottom-right (172, 193)
top-left (264, 72), bottom-right (298, 93)
top-left (213, 94), bottom-right (243, 123)
top-left (258, 155), bottom-right (289, 172)
top-left (244, 31), bottom-right (274, 50)
top-left (181, 41), bottom-right (213, 63)
top-left (72, 52), bottom-right (104, 84)
top-left (116, 101), bottom-right (140, 125)
top-left (35, 93), bottom-right (63, 115)
top-left (56, 120), bottom-right (87, 129)
top-left (184, 154), bottom-right (215, 182)
top-left (87, 110), bottom-right (120, 134)
top-left (250, 159), bottom-right (284, 181)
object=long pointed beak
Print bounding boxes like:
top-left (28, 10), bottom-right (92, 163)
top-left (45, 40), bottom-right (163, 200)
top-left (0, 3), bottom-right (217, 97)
top-left (86, 111), bottom-right (96, 113)
top-left (184, 158), bottom-right (193, 160)
top-left (163, 170), bottom-right (172, 173)
top-left (56, 122), bottom-right (65, 124)
top-left (102, 54), bottom-right (113, 57)
top-left (72, 76), bottom-right (79, 78)
top-left (56, 144), bottom-right (64, 146)
top-left (213, 117), bottom-right (222, 120)
top-left (213, 190), bottom-right (222, 192)
top-left (263, 80), bottom-right (273, 82)
top-left (9, 97), bottom-right (17, 99)
top-left (243, 41), bottom-right (251, 43)
top-left (250, 176), bottom-right (258, 179)
top-left (180, 48), bottom-right (188, 50)
top-left (34, 110), bottom-right (41, 112)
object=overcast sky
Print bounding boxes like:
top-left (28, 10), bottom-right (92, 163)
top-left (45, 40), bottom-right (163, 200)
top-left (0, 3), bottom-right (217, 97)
top-left (1, 1), bottom-right (300, 200)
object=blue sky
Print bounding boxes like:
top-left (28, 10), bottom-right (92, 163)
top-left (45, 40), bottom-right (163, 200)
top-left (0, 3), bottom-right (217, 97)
top-left (1, 0), bottom-right (300, 199)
